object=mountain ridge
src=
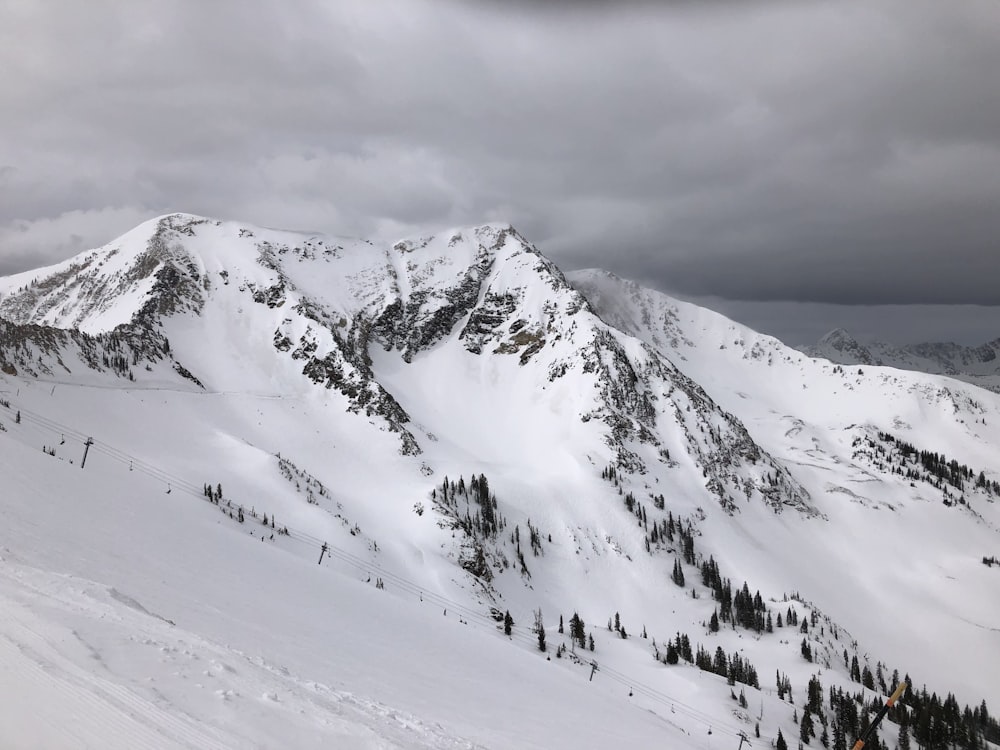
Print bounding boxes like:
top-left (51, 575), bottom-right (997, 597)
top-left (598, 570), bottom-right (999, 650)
top-left (1, 214), bottom-right (999, 746)
top-left (802, 326), bottom-right (1000, 392)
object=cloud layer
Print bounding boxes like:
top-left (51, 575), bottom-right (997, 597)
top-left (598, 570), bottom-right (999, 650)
top-left (2, 0), bottom-right (998, 341)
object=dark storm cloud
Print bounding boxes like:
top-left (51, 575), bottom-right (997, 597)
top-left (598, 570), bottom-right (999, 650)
top-left (2, 0), bottom-right (999, 340)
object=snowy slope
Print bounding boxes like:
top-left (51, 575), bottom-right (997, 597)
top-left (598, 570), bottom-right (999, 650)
top-left (0, 414), bottom-right (704, 750)
top-left (571, 269), bottom-right (1000, 705)
top-left (0, 218), bottom-right (998, 748)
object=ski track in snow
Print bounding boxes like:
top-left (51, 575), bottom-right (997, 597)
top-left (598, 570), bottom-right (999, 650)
top-left (0, 563), bottom-right (484, 750)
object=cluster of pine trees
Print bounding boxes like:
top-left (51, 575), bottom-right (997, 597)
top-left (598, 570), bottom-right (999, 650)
top-left (552, 612), bottom-right (596, 658)
top-left (652, 630), bottom-right (760, 689)
top-left (699, 556), bottom-right (773, 633)
top-left (434, 474), bottom-right (506, 541)
top-left (276, 455), bottom-right (331, 506)
top-left (899, 684), bottom-right (999, 749)
top-left (202, 481), bottom-right (289, 535)
top-left (431, 474), bottom-right (552, 584)
top-left (805, 680), bottom-right (1000, 750)
top-left (829, 651), bottom-right (1000, 749)
top-left (852, 432), bottom-right (1000, 498)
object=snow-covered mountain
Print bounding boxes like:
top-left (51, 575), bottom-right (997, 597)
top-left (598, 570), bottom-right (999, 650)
top-left (1, 215), bottom-right (998, 749)
top-left (802, 328), bottom-right (1000, 392)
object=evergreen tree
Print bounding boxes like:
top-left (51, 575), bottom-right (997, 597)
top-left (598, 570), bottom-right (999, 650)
top-left (534, 608), bottom-right (546, 652)
top-left (671, 558), bottom-right (685, 587)
top-left (862, 665), bottom-right (875, 691)
top-left (569, 613), bottom-right (586, 649)
top-left (777, 728), bottom-right (788, 750)
top-left (713, 646), bottom-right (727, 676)
top-left (807, 675), bottom-right (825, 717)
top-left (503, 610), bottom-right (513, 637)
top-left (801, 711), bottom-right (815, 745)
top-left (665, 642), bottom-right (679, 664)
top-left (709, 609), bottom-right (720, 633)
top-left (897, 706), bottom-right (911, 750)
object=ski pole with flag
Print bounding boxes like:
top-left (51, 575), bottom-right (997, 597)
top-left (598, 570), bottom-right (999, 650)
top-left (851, 682), bottom-right (908, 750)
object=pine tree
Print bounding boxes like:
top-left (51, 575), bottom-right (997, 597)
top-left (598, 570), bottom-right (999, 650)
top-left (534, 609), bottom-right (546, 652)
top-left (897, 706), bottom-right (911, 750)
top-left (777, 728), bottom-right (788, 750)
top-left (569, 613), bottom-right (586, 649)
top-left (832, 719), bottom-right (847, 750)
top-left (503, 610), bottom-right (513, 637)
top-left (672, 558), bottom-right (685, 587)
top-left (862, 665), bottom-right (875, 691)
top-left (801, 711), bottom-right (815, 745)
top-left (665, 642), bottom-right (679, 664)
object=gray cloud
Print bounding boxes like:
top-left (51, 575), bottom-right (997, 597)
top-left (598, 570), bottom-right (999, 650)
top-left (2, 0), bottom-right (999, 342)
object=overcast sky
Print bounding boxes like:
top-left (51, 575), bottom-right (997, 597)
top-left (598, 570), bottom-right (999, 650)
top-left (2, 0), bottom-right (999, 345)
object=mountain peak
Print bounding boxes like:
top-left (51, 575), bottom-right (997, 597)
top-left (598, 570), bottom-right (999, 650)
top-left (817, 327), bottom-right (856, 346)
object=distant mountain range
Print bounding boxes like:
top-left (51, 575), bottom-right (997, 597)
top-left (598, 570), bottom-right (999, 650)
top-left (801, 328), bottom-right (1000, 392)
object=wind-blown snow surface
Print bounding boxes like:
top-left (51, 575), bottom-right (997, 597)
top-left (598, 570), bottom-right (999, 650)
top-left (0, 216), bottom-right (998, 747)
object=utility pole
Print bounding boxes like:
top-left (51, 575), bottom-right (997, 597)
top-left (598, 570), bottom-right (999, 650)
top-left (81, 437), bottom-right (93, 469)
top-left (589, 660), bottom-right (599, 682)
top-left (318, 542), bottom-right (328, 565)
top-left (737, 731), bottom-right (751, 750)
top-left (851, 683), bottom-right (907, 750)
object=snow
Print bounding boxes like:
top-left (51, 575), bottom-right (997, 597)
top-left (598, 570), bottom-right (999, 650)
top-left (570, 268), bottom-right (1000, 705)
top-left (0, 217), bottom-right (998, 748)
top-left (0, 390), bottom-right (729, 749)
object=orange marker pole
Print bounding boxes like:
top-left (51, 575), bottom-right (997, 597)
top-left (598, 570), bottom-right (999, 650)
top-left (851, 682), bottom-right (908, 750)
